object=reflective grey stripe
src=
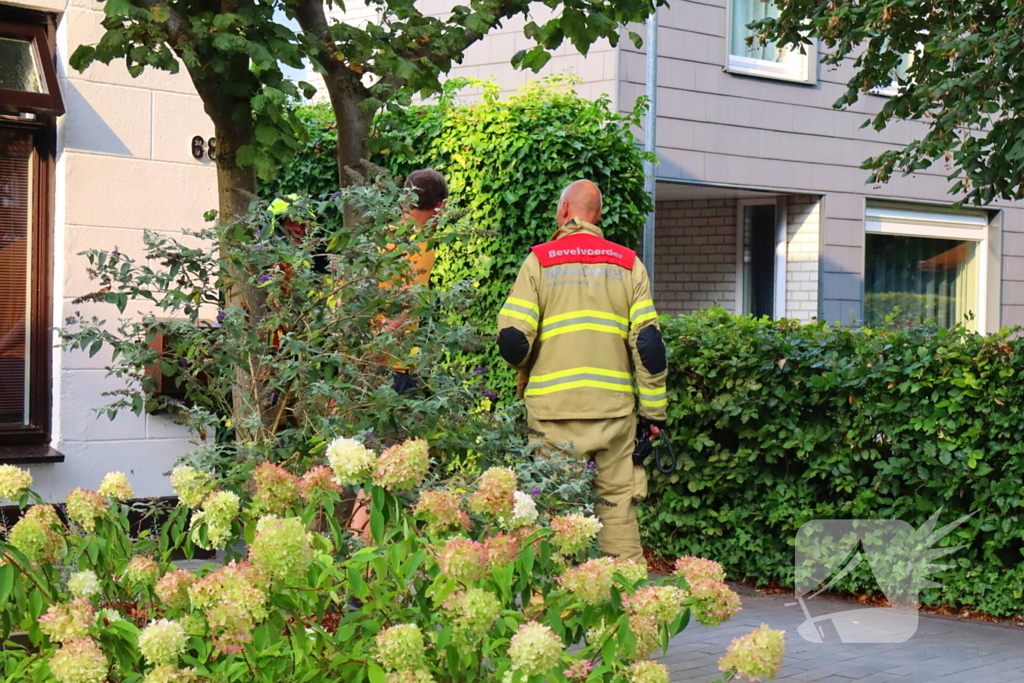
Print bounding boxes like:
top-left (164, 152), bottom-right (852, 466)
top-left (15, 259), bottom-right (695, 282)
top-left (541, 316), bottom-right (628, 334)
top-left (527, 372), bottom-right (633, 391)
top-left (501, 302), bottom-right (539, 320)
top-left (630, 304), bottom-right (656, 322)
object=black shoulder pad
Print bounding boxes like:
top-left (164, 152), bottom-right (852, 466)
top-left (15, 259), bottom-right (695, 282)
top-left (637, 325), bottom-right (667, 375)
top-left (498, 327), bottom-right (530, 366)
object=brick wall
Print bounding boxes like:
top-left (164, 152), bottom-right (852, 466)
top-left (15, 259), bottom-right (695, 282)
top-left (652, 199), bottom-right (738, 315)
top-left (786, 195), bottom-right (821, 321)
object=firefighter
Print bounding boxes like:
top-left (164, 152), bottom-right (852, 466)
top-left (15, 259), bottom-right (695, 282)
top-left (497, 179), bottom-right (668, 562)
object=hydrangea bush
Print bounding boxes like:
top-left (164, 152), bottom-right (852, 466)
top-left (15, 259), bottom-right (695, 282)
top-left (0, 442), bottom-right (784, 682)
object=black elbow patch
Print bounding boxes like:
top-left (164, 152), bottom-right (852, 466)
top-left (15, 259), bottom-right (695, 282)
top-left (498, 327), bottom-right (530, 366)
top-left (637, 326), bottom-right (667, 374)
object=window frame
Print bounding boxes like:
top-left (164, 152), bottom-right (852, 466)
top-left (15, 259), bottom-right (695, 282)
top-left (864, 203), bottom-right (996, 332)
top-left (0, 21), bottom-right (65, 115)
top-left (735, 196), bottom-right (789, 319)
top-left (725, 0), bottom-right (817, 85)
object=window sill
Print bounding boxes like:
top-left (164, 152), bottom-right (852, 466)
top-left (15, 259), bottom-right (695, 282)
top-left (725, 54), bottom-right (814, 85)
top-left (870, 85), bottom-right (898, 97)
top-left (0, 443), bottom-right (65, 464)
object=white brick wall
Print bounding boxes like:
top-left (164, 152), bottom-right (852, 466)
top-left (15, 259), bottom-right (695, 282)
top-left (5, 2), bottom-right (218, 501)
top-left (785, 195), bottom-right (821, 321)
top-left (653, 199), bottom-right (738, 315)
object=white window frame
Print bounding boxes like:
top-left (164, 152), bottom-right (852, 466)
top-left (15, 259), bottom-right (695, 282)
top-left (871, 47), bottom-right (917, 98)
top-left (725, 0), bottom-right (817, 84)
top-left (736, 197), bottom-right (788, 319)
top-left (864, 203), bottom-right (997, 332)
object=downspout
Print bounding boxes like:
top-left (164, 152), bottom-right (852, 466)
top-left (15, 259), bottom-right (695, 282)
top-left (642, 6), bottom-right (659, 292)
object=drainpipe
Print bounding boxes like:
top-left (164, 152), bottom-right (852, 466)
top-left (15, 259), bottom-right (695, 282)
top-left (642, 5), bottom-right (659, 292)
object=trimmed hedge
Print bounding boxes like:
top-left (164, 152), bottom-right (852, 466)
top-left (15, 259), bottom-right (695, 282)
top-left (643, 308), bottom-right (1024, 617)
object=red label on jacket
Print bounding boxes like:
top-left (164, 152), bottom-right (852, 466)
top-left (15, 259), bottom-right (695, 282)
top-left (531, 233), bottom-right (635, 269)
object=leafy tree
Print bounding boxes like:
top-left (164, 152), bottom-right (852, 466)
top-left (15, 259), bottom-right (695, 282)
top-left (71, 0), bottom-right (662, 225)
top-left (758, 1), bottom-right (1024, 204)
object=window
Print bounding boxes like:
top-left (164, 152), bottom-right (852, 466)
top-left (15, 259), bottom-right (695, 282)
top-left (727, 0), bottom-right (815, 83)
top-left (736, 198), bottom-right (787, 319)
top-left (864, 204), bottom-right (992, 330)
top-left (0, 12), bottom-right (59, 455)
top-left (872, 49), bottom-right (914, 97)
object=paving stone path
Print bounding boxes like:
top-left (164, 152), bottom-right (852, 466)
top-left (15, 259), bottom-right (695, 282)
top-left (661, 586), bottom-right (1024, 682)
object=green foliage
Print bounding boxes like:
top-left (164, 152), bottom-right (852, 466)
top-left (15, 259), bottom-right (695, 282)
top-left (0, 444), bottom-right (757, 683)
top-left (59, 180), bottom-right (516, 480)
top-left (643, 308), bottom-right (1024, 617)
top-left (264, 78), bottom-right (654, 402)
top-left (759, 1), bottom-right (1024, 204)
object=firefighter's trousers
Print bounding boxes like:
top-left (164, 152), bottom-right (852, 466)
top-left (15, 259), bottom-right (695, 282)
top-left (528, 413), bottom-right (647, 562)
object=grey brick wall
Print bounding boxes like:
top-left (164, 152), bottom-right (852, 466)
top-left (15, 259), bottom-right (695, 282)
top-left (786, 195), bottom-right (821, 321)
top-left (653, 198), bottom-right (737, 315)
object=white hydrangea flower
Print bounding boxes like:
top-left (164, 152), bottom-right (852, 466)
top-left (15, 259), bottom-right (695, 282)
top-left (325, 438), bottom-right (376, 486)
top-left (502, 491), bottom-right (538, 529)
top-left (68, 570), bottom-right (101, 598)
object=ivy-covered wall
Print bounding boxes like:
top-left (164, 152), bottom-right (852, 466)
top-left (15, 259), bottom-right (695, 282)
top-left (261, 78), bottom-right (653, 399)
top-left (644, 309), bottom-right (1024, 618)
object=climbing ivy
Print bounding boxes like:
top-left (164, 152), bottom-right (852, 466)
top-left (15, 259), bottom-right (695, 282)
top-left (262, 77), bottom-right (653, 400)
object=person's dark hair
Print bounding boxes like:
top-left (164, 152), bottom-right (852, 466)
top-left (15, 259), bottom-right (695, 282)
top-left (404, 169), bottom-right (448, 211)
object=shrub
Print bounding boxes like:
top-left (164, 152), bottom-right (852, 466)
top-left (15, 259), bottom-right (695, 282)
top-left (262, 77), bottom-right (654, 402)
top-left (0, 445), bottom-right (782, 683)
top-left (643, 308), bottom-right (1024, 617)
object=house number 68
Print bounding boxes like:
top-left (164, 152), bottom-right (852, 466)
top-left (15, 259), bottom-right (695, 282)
top-left (191, 136), bottom-right (218, 161)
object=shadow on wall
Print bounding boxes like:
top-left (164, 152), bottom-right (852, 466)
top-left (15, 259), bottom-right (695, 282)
top-left (820, 256), bottom-right (863, 325)
top-left (61, 81), bottom-right (134, 157)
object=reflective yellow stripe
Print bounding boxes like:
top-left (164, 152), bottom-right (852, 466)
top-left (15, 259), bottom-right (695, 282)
top-left (529, 366), bottom-right (631, 382)
top-left (639, 397), bottom-right (668, 407)
top-left (499, 308), bottom-right (539, 329)
top-left (631, 311), bottom-right (658, 327)
top-left (539, 322), bottom-right (628, 341)
top-left (638, 387), bottom-right (665, 398)
top-left (506, 297), bottom-right (539, 314)
top-left (543, 309), bottom-right (628, 327)
top-left (629, 299), bottom-right (654, 320)
top-left (525, 380), bottom-right (635, 397)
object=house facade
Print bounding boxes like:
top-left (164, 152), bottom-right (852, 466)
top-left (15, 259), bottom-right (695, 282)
top-left (440, 1), bottom-right (1023, 331)
top-left (1, 0), bottom-right (214, 499)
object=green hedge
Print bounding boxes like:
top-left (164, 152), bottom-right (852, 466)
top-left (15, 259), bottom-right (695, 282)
top-left (262, 77), bottom-right (653, 400)
top-left (643, 308), bottom-right (1024, 617)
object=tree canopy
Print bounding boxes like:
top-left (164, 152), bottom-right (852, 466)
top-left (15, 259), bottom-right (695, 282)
top-left (760, 0), bottom-right (1024, 205)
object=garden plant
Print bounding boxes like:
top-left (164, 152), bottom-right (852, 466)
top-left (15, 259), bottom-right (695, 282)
top-left (0, 439), bottom-right (785, 682)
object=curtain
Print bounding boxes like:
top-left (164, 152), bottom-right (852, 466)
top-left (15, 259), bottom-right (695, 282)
top-left (731, 0), bottom-right (782, 62)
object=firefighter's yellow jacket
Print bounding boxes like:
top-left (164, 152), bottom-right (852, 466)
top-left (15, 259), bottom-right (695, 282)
top-left (497, 219), bottom-right (668, 423)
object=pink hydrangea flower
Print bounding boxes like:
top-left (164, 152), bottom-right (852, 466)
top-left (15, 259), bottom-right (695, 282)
top-left (625, 586), bottom-right (686, 626)
top-left (688, 578), bottom-right (741, 627)
top-left (65, 489), bottom-right (108, 533)
top-left (718, 624), bottom-right (786, 682)
top-left (436, 538), bottom-right (489, 584)
top-left (613, 558), bottom-right (649, 586)
top-left (467, 467), bottom-right (516, 517)
top-left (373, 439), bottom-right (430, 491)
top-left (628, 614), bottom-right (660, 660)
top-left (250, 462), bottom-right (300, 517)
top-left (413, 490), bottom-right (470, 535)
top-left (299, 465), bottom-right (343, 501)
top-left (38, 598), bottom-right (95, 643)
top-left (562, 659), bottom-right (594, 681)
top-left (482, 532), bottom-right (520, 571)
top-left (155, 570), bottom-right (196, 610)
top-left (48, 637), bottom-right (108, 683)
top-left (673, 556), bottom-right (726, 585)
top-left (557, 557), bottom-right (615, 605)
top-left (143, 664), bottom-right (196, 683)
top-left (549, 514), bottom-right (603, 555)
top-left (8, 504), bottom-right (64, 565)
top-left (188, 561), bottom-right (268, 655)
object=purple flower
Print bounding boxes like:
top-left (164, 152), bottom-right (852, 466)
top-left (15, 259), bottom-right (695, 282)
top-left (258, 273), bottom-right (270, 284)
top-left (363, 430), bottom-right (378, 446)
top-left (75, 311), bottom-right (81, 317)
top-left (531, 487), bottom-right (541, 496)
top-left (482, 391), bottom-right (498, 402)
top-left (255, 228), bottom-right (263, 238)
top-left (216, 310), bottom-right (226, 324)
top-left (474, 366), bottom-right (489, 376)
top-left (111, 249), bottom-right (119, 257)
top-left (587, 461), bottom-right (597, 470)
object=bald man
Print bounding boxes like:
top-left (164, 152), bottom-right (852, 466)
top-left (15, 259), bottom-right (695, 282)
top-left (497, 180), bottom-right (668, 561)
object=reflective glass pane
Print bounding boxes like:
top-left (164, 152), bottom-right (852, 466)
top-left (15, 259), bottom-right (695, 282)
top-left (864, 234), bottom-right (978, 329)
top-left (731, 0), bottom-right (783, 62)
top-left (742, 204), bottom-right (776, 318)
top-left (0, 36), bottom-right (46, 94)
top-left (0, 128), bottom-right (33, 425)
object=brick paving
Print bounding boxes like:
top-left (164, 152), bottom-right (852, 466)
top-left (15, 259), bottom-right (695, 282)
top-left (661, 585), bottom-right (1024, 682)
